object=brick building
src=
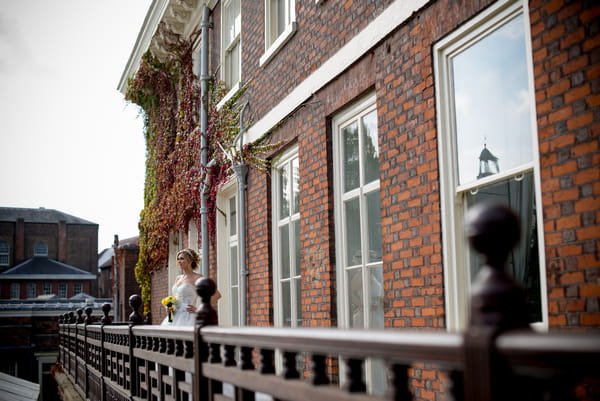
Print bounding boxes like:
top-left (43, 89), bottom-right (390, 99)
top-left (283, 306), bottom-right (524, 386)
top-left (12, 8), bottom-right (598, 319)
top-left (119, 0), bottom-right (598, 397)
top-left (0, 207), bottom-right (99, 298)
top-left (112, 236), bottom-right (141, 322)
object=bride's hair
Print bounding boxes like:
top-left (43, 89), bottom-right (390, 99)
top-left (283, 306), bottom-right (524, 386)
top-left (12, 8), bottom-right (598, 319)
top-left (177, 248), bottom-right (200, 269)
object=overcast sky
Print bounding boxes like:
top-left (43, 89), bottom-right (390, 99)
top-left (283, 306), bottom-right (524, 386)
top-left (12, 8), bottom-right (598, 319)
top-left (0, 1), bottom-right (152, 251)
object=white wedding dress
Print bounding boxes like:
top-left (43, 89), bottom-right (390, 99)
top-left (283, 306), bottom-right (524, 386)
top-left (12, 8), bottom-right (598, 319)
top-left (161, 282), bottom-right (198, 326)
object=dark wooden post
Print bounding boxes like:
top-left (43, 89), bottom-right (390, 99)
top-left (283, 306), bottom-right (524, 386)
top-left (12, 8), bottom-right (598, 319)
top-left (128, 294), bottom-right (143, 399)
top-left (83, 307), bottom-right (92, 398)
top-left (100, 303), bottom-right (111, 401)
top-left (463, 203), bottom-right (530, 401)
top-left (193, 277), bottom-right (219, 401)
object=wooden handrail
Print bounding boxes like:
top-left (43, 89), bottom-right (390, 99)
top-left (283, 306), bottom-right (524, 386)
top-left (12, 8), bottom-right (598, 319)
top-left (56, 205), bottom-right (600, 401)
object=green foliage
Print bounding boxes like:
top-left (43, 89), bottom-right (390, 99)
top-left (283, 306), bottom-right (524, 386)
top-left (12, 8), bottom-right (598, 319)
top-left (125, 32), bottom-right (279, 312)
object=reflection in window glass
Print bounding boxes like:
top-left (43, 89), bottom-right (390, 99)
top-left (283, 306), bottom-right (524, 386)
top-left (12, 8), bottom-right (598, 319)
top-left (343, 122), bottom-right (360, 192)
top-left (344, 198), bottom-right (361, 266)
top-left (282, 280), bottom-right (291, 326)
top-left (453, 14), bottom-right (532, 185)
top-left (368, 266), bottom-right (384, 329)
top-left (292, 158), bottom-right (299, 214)
top-left (280, 225), bottom-right (290, 279)
top-left (347, 268), bottom-right (363, 328)
top-left (366, 190), bottom-right (382, 264)
top-left (279, 165), bottom-right (290, 217)
top-left (362, 111), bottom-right (379, 184)
top-left (466, 172), bottom-right (541, 322)
top-left (229, 197), bottom-right (237, 236)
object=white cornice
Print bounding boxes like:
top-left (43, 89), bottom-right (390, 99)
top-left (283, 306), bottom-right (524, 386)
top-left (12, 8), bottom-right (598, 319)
top-left (118, 0), bottom-right (217, 95)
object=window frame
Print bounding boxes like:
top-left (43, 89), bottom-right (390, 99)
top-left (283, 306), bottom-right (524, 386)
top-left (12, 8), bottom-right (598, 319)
top-left (43, 282), bottom-right (52, 295)
top-left (433, 0), bottom-right (547, 331)
top-left (33, 242), bottom-right (48, 257)
top-left (260, 0), bottom-right (297, 66)
top-left (216, 179), bottom-right (242, 326)
top-left (220, 0), bottom-right (242, 102)
top-left (0, 241), bottom-right (9, 266)
top-left (272, 145), bottom-right (301, 328)
top-left (27, 283), bottom-right (36, 299)
top-left (58, 283), bottom-right (67, 298)
top-left (333, 93), bottom-right (385, 394)
top-left (10, 283), bottom-right (20, 299)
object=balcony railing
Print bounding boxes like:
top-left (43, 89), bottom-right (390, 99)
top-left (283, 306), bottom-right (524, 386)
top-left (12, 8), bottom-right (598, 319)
top-left (57, 205), bottom-right (600, 401)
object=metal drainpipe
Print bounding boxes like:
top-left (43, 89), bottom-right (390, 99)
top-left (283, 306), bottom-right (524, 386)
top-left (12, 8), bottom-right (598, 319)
top-left (232, 102), bottom-right (249, 326)
top-left (200, 5), bottom-right (211, 277)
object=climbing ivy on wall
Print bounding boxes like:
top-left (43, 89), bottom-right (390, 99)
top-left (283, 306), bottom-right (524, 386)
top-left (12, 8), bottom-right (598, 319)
top-left (126, 32), bottom-right (279, 312)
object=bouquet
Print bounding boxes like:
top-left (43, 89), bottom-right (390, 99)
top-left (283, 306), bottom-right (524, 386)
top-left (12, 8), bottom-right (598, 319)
top-left (161, 296), bottom-right (177, 323)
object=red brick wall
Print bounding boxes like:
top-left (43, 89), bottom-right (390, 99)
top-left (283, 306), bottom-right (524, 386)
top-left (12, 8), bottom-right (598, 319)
top-left (151, 266), bottom-right (169, 324)
top-left (529, 0), bottom-right (600, 328)
top-left (117, 246), bottom-right (142, 321)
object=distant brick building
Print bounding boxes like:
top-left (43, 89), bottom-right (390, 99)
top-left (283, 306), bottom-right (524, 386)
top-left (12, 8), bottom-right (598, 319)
top-left (0, 207), bottom-right (99, 297)
top-left (112, 236), bottom-right (141, 322)
top-left (120, 0), bottom-right (598, 397)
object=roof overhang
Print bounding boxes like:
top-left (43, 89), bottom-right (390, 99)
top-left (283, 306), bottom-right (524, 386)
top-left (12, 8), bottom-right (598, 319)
top-left (118, 0), bottom-right (218, 95)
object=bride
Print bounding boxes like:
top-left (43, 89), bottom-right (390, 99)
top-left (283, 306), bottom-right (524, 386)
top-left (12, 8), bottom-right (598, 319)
top-left (161, 248), bottom-right (221, 326)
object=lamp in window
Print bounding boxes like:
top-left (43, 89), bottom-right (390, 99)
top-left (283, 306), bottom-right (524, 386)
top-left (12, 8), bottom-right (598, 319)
top-left (477, 143), bottom-right (499, 179)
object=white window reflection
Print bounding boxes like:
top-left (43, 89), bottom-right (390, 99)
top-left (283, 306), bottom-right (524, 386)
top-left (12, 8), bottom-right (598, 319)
top-left (453, 14), bottom-right (533, 185)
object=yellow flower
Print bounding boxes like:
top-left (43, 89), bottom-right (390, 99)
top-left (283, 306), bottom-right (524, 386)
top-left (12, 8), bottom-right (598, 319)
top-left (161, 295), bottom-right (177, 308)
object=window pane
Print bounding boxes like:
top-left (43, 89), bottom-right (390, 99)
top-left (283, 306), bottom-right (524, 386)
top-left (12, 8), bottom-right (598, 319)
top-left (293, 219), bottom-right (300, 276)
top-left (342, 122), bottom-right (360, 192)
top-left (466, 171), bottom-right (541, 322)
top-left (347, 268), bottom-right (364, 328)
top-left (294, 276), bottom-right (302, 326)
top-left (34, 242), bottom-right (48, 256)
top-left (279, 164), bottom-right (290, 217)
top-left (230, 245), bottom-right (238, 286)
top-left (362, 111), bottom-right (379, 184)
top-left (366, 190), bottom-right (382, 263)
top-left (229, 197), bottom-right (237, 236)
top-left (368, 266), bottom-right (384, 329)
top-left (344, 198), bottom-right (361, 266)
top-left (27, 283), bottom-right (36, 298)
top-left (44, 282), bottom-right (52, 295)
top-left (280, 225), bottom-right (290, 279)
top-left (453, 14), bottom-right (532, 185)
top-left (11, 283), bottom-right (19, 299)
top-left (282, 280), bottom-right (291, 327)
top-left (231, 287), bottom-right (239, 326)
top-left (292, 158), bottom-right (299, 214)
top-left (228, 42), bottom-right (240, 85)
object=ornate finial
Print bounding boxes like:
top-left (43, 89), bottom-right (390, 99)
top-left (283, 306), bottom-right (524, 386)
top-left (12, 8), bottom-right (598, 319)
top-left (195, 277), bottom-right (218, 327)
top-left (84, 307), bottom-right (93, 325)
top-left (69, 311), bottom-right (76, 324)
top-left (76, 308), bottom-right (84, 324)
top-left (128, 294), bottom-right (144, 325)
top-left (101, 303), bottom-right (112, 325)
top-left (465, 203), bottom-right (520, 270)
top-left (465, 203), bottom-right (529, 331)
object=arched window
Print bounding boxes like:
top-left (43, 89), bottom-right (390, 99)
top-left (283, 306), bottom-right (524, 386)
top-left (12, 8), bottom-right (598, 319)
top-left (0, 241), bottom-right (9, 266)
top-left (34, 242), bottom-right (48, 257)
